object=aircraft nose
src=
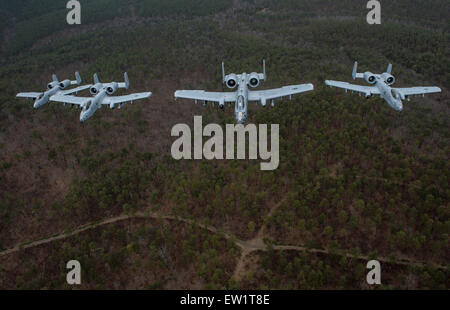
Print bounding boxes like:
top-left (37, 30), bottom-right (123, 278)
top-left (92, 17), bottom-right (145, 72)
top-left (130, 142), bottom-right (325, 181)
top-left (33, 100), bottom-right (42, 109)
top-left (236, 113), bottom-right (246, 123)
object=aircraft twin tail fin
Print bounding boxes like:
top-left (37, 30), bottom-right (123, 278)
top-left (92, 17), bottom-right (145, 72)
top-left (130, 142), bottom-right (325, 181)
top-left (124, 72), bottom-right (130, 90)
top-left (92, 72), bottom-right (129, 89)
top-left (352, 61), bottom-right (393, 79)
top-left (118, 72), bottom-right (130, 89)
top-left (222, 62), bottom-right (226, 84)
top-left (386, 63), bottom-right (393, 74)
top-left (352, 61), bottom-right (364, 80)
top-left (69, 72), bottom-right (82, 85)
top-left (75, 72), bottom-right (82, 85)
top-left (52, 72), bottom-right (82, 85)
top-left (222, 59), bottom-right (267, 83)
top-left (262, 59), bottom-right (266, 81)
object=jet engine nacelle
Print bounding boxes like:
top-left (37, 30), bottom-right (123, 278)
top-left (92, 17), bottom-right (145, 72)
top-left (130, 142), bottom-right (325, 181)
top-left (90, 83), bottom-right (103, 95)
top-left (381, 73), bottom-right (395, 85)
top-left (364, 72), bottom-right (377, 84)
top-left (106, 82), bottom-right (118, 95)
top-left (225, 74), bottom-right (238, 89)
top-left (59, 80), bottom-right (71, 89)
top-left (47, 81), bottom-right (59, 90)
top-left (248, 73), bottom-right (260, 88)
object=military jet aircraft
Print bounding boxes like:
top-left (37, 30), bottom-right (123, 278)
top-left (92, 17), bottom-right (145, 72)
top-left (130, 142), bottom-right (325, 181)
top-left (325, 62), bottom-right (441, 111)
top-left (49, 72), bottom-right (152, 122)
top-left (175, 60), bottom-right (314, 123)
top-left (16, 72), bottom-right (90, 109)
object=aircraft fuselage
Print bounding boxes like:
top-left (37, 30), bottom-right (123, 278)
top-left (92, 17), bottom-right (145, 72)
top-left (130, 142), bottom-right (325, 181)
top-left (235, 73), bottom-right (249, 123)
top-left (80, 90), bottom-right (106, 122)
top-left (33, 86), bottom-right (61, 109)
top-left (373, 77), bottom-right (403, 111)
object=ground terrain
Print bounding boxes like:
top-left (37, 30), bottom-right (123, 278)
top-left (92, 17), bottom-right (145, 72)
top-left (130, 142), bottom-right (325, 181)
top-left (0, 0), bottom-right (448, 289)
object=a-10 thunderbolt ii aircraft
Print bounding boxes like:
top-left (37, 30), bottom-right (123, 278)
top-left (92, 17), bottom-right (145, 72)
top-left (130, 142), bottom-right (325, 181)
top-left (175, 60), bottom-right (314, 123)
top-left (325, 62), bottom-right (441, 111)
top-left (50, 72), bottom-right (152, 122)
top-left (16, 72), bottom-right (91, 109)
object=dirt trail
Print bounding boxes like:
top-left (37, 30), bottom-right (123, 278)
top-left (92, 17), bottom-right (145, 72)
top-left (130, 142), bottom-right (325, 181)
top-left (0, 207), bottom-right (446, 277)
top-left (231, 196), bottom-right (287, 281)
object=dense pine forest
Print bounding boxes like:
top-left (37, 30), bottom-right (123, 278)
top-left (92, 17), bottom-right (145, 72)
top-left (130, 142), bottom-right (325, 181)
top-left (0, 0), bottom-right (448, 289)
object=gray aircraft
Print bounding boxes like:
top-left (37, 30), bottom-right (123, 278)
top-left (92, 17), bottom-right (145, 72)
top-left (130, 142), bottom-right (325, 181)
top-left (49, 72), bottom-right (152, 122)
top-left (175, 60), bottom-right (314, 123)
top-left (325, 62), bottom-right (441, 111)
top-left (16, 72), bottom-right (90, 109)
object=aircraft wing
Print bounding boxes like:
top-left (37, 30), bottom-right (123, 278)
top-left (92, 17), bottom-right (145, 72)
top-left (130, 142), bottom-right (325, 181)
top-left (394, 86), bottom-right (441, 97)
top-left (16, 92), bottom-right (43, 99)
top-left (175, 90), bottom-right (237, 103)
top-left (325, 80), bottom-right (380, 95)
top-left (248, 84), bottom-right (314, 102)
top-left (49, 94), bottom-right (90, 105)
top-left (60, 85), bottom-right (92, 96)
top-left (103, 92), bottom-right (152, 105)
